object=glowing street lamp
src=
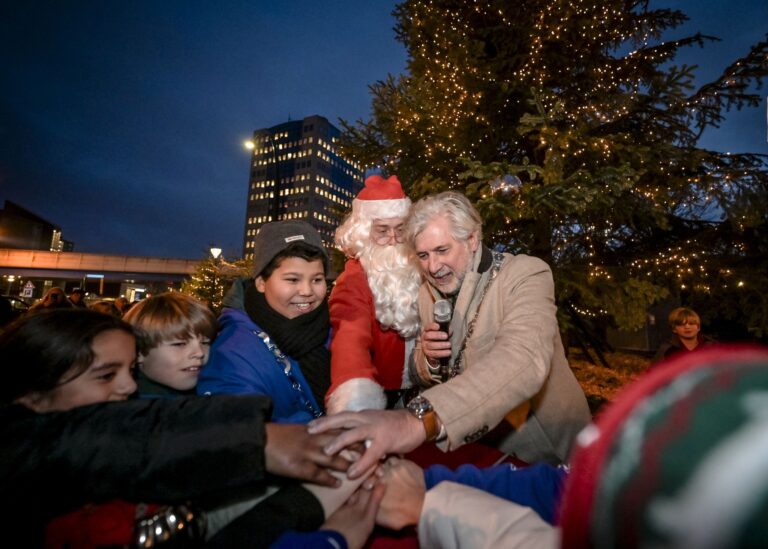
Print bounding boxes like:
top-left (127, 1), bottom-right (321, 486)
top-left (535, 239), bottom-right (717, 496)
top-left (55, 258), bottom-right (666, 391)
top-left (5, 275), bottom-right (15, 294)
top-left (208, 246), bottom-right (224, 310)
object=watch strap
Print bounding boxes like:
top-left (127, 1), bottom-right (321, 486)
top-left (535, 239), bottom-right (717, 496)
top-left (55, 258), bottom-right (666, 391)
top-left (422, 410), bottom-right (440, 442)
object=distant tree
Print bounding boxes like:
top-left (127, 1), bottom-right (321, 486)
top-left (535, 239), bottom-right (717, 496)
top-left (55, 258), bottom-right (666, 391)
top-left (340, 0), bottom-right (768, 340)
top-left (180, 256), bottom-right (250, 314)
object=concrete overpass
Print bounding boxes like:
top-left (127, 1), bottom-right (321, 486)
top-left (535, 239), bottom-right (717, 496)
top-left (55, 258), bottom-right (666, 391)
top-left (0, 248), bottom-right (200, 299)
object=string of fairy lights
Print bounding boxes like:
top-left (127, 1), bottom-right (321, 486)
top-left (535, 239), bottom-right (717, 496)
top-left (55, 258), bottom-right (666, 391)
top-left (366, 0), bottom-right (763, 319)
top-left (391, 0), bottom-right (710, 168)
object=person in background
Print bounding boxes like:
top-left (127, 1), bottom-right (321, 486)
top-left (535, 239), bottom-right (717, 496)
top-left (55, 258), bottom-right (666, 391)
top-left (68, 288), bottom-right (87, 308)
top-left (0, 308), bottom-right (379, 548)
top-left (325, 174), bottom-right (422, 413)
top-left (114, 296), bottom-right (130, 316)
top-left (310, 191), bottom-right (591, 477)
top-left (123, 292), bottom-right (216, 399)
top-left (89, 300), bottom-right (121, 317)
top-left (198, 220), bottom-right (332, 424)
top-left (27, 286), bottom-right (71, 314)
top-left (652, 306), bottom-right (712, 363)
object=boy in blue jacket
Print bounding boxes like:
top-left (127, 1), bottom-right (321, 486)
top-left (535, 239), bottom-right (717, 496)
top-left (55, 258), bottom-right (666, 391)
top-left (199, 220), bottom-right (331, 424)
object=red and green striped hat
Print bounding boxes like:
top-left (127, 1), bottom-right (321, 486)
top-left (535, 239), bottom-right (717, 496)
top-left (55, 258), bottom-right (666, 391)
top-left (559, 344), bottom-right (768, 548)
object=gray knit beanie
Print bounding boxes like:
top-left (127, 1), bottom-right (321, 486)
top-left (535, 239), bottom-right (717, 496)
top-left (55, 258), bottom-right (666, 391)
top-left (252, 220), bottom-right (328, 277)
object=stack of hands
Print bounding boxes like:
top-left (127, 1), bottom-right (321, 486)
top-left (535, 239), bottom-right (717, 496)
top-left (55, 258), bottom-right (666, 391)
top-left (266, 409), bottom-right (429, 549)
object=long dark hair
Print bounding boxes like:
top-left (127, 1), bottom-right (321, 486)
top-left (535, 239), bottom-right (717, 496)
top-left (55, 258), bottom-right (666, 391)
top-left (0, 309), bottom-right (135, 405)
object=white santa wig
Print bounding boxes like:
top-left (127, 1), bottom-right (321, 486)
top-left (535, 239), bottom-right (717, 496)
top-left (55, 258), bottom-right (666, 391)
top-left (335, 174), bottom-right (411, 259)
top-left (334, 174), bottom-right (420, 338)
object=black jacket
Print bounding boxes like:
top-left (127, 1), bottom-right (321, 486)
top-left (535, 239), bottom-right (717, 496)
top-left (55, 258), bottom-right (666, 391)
top-left (0, 395), bottom-right (273, 543)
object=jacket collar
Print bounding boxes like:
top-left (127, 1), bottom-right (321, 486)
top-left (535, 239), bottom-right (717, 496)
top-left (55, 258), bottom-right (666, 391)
top-left (221, 277), bottom-right (251, 311)
top-left (477, 244), bottom-right (493, 274)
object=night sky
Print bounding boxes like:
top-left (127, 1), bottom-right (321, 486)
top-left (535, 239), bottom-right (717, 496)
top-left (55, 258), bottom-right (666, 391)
top-left (1, 1), bottom-right (765, 260)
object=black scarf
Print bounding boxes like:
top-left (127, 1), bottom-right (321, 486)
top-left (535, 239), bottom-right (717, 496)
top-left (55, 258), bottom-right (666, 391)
top-left (244, 283), bottom-right (331, 411)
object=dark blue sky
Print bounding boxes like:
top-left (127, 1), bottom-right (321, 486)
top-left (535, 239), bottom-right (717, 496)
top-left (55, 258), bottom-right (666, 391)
top-left (1, 1), bottom-right (765, 259)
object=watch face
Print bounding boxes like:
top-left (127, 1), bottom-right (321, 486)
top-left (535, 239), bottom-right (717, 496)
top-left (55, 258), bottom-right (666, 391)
top-left (408, 395), bottom-right (432, 418)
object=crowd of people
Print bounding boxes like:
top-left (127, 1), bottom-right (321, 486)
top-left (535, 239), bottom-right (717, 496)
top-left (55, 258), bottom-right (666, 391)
top-left (1, 174), bottom-right (764, 548)
top-left (3, 285), bottom-right (133, 323)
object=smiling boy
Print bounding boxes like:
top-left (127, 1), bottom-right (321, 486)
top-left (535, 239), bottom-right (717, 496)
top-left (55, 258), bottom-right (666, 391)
top-left (123, 292), bottom-right (217, 398)
top-left (652, 306), bottom-right (712, 363)
top-left (198, 221), bottom-right (332, 423)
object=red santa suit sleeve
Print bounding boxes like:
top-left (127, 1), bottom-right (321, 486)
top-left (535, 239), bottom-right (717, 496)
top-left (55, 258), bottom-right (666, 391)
top-left (326, 259), bottom-right (406, 413)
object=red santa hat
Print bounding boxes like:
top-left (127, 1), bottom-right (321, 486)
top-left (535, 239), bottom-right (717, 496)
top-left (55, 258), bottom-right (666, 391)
top-left (352, 174), bottom-right (411, 219)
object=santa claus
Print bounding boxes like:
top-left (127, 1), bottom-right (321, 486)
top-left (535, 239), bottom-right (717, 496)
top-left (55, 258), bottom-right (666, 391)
top-left (326, 174), bottom-right (422, 412)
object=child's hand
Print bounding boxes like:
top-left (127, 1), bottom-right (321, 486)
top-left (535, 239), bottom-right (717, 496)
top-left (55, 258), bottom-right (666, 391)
top-left (264, 424), bottom-right (353, 487)
top-left (375, 457), bottom-right (426, 530)
top-left (321, 483), bottom-right (385, 549)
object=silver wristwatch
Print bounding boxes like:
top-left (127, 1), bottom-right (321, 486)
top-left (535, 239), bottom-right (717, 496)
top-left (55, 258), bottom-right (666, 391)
top-left (407, 395), bottom-right (446, 442)
top-left (406, 394), bottom-right (433, 418)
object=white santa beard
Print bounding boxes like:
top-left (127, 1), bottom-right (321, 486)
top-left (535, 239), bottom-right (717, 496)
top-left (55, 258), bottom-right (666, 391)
top-left (360, 242), bottom-right (422, 338)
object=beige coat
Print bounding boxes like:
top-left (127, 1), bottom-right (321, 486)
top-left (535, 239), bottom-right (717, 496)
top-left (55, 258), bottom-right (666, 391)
top-left (418, 482), bottom-right (559, 549)
top-left (413, 247), bottom-right (591, 464)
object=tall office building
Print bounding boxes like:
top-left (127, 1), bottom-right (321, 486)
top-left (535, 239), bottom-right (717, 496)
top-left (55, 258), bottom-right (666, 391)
top-left (242, 115), bottom-right (364, 260)
top-left (0, 200), bottom-right (74, 251)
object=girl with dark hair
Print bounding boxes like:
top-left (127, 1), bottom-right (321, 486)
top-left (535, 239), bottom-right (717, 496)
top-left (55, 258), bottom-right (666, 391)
top-left (0, 309), bottom-right (381, 548)
top-left (1, 308), bottom-right (136, 410)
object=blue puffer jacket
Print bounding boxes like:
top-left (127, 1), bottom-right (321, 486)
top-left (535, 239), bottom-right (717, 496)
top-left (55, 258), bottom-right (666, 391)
top-left (197, 279), bottom-right (324, 424)
top-left (424, 462), bottom-right (567, 524)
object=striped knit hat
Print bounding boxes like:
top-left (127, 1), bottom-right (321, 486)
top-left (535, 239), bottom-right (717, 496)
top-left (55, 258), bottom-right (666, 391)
top-left (559, 344), bottom-right (768, 549)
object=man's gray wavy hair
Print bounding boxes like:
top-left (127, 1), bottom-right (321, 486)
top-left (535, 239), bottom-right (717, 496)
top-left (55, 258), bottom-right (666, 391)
top-left (405, 191), bottom-right (483, 246)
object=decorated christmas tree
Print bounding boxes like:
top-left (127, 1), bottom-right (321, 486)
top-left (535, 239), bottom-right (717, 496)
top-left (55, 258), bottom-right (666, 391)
top-left (180, 255), bottom-right (250, 314)
top-left (340, 0), bottom-right (768, 341)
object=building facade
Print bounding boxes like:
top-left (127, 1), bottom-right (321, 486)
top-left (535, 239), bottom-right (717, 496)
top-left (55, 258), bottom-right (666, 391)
top-left (242, 115), bottom-right (364, 259)
top-left (0, 200), bottom-right (74, 251)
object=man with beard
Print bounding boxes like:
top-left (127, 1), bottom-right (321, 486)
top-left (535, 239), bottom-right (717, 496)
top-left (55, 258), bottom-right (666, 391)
top-left (310, 192), bottom-right (591, 471)
top-left (325, 175), bottom-right (422, 413)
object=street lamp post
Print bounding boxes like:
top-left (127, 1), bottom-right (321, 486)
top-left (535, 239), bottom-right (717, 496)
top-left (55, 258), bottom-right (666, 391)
top-left (4, 275), bottom-right (15, 295)
top-left (209, 246), bottom-right (223, 311)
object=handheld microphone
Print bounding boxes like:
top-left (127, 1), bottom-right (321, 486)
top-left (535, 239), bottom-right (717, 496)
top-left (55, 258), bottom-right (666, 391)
top-left (433, 299), bottom-right (452, 382)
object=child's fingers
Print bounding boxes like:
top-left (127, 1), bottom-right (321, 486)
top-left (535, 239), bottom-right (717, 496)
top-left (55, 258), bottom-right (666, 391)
top-left (364, 483), bottom-right (386, 518)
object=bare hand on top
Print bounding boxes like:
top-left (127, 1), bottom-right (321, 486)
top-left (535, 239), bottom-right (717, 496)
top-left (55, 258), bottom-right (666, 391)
top-left (308, 409), bottom-right (427, 479)
top-left (264, 423), bottom-right (354, 487)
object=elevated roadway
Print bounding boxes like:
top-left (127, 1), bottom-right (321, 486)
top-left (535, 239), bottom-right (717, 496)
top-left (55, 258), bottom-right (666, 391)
top-left (0, 248), bottom-right (200, 298)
